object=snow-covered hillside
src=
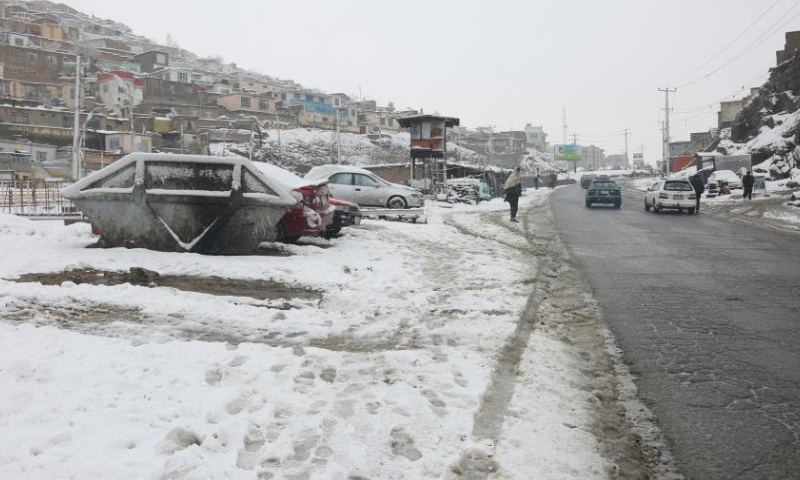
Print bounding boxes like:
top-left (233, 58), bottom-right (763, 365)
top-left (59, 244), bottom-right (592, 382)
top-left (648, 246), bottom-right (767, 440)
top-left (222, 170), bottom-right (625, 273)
top-left (210, 129), bottom-right (481, 175)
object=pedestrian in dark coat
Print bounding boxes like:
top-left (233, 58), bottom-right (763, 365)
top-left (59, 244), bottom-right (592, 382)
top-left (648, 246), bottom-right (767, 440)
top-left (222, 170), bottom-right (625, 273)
top-left (548, 173), bottom-right (557, 189)
top-left (742, 170), bottom-right (755, 200)
top-left (504, 167), bottom-right (522, 222)
top-left (690, 174), bottom-right (705, 213)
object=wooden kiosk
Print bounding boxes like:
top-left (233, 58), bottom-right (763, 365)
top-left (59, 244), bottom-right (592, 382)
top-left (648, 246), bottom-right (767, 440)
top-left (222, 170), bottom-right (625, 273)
top-left (397, 114), bottom-right (460, 193)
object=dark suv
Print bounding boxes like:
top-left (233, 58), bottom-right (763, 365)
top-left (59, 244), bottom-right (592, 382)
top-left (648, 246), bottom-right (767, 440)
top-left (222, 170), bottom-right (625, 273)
top-left (580, 174), bottom-right (597, 189)
top-left (585, 180), bottom-right (621, 208)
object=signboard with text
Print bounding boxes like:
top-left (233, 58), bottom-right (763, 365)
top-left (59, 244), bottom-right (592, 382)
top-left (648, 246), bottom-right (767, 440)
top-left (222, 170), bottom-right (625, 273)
top-left (554, 144), bottom-right (582, 161)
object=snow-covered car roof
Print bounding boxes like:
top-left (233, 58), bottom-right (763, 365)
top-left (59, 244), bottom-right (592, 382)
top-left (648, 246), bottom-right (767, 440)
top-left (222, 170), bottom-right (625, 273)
top-left (251, 161), bottom-right (328, 190)
top-left (305, 164), bottom-right (374, 180)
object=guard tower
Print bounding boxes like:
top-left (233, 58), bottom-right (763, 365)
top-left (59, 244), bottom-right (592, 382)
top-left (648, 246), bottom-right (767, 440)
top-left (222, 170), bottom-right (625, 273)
top-left (397, 114), bottom-right (460, 193)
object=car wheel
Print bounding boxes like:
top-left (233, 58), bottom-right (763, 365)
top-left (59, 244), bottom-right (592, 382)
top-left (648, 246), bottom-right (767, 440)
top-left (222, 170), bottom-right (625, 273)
top-left (653, 204), bottom-right (660, 213)
top-left (585, 201), bottom-right (591, 208)
top-left (644, 199), bottom-right (651, 211)
top-left (387, 196), bottom-right (407, 209)
top-left (688, 207), bottom-right (695, 215)
top-left (614, 202), bottom-right (621, 209)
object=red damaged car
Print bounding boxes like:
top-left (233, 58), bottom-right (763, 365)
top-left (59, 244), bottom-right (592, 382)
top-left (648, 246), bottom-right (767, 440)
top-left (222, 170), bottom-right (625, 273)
top-left (254, 162), bottom-right (334, 242)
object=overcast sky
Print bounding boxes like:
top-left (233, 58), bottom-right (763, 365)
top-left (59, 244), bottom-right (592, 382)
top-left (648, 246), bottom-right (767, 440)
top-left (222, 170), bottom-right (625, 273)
top-left (63, 0), bottom-right (800, 164)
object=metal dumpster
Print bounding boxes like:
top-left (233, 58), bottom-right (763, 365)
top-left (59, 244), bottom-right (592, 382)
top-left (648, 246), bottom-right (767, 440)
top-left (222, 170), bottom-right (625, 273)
top-left (62, 153), bottom-right (299, 254)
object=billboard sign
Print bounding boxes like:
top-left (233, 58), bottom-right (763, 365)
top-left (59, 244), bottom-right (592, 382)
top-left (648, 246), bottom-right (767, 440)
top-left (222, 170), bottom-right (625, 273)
top-left (554, 144), bottom-right (582, 161)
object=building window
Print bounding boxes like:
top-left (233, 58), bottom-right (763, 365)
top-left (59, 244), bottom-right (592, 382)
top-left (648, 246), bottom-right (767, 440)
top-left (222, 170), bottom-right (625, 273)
top-left (178, 72), bottom-right (188, 83)
top-left (64, 117), bottom-right (73, 128)
top-left (11, 112), bottom-right (28, 124)
top-left (156, 53), bottom-right (166, 64)
top-left (258, 99), bottom-right (268, 110)
top-left (11, 49), bottom-right (21, 61)
top-left (293, 93), bottom-right (300, 99)
top-left (334, 98), bottom-right (340, 106)
top-left (14, 38), bottom-right (23, 46)
top-left (318, 96), bottom-right (325, 103)
top-left (26, 53), bottom-right (38, 64)
top-left (306, 95), bottom-right (313, 101)
top-left (206, 112), bottom-right (213, 119)
top-left (36, 151), bottom-right (47, 162)
top-left (380, 118), bottom-right (386, 126)
top-left (46, 55), bottom-right (56, 66)
top-left (241, 96), bottom-right (251, 107)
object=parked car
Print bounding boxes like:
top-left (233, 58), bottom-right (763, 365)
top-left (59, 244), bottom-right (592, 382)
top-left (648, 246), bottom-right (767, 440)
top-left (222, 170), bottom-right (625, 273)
top-left (327, 197), bottom-right (362, 237)
top-left (253, 162), bottom-right (334, 241)
top-left (305, 165), bottom-right (424, 208)
top-left (580, 174), bottom-right (597, 189)
top-left (644, 179), bottom-right (697, 214)
top-left (597, 174), bottom-right (611, 181)
top-left (585, 180), bottom-right (621, 208)
top-left (707, 170), bottom-right (742, 190)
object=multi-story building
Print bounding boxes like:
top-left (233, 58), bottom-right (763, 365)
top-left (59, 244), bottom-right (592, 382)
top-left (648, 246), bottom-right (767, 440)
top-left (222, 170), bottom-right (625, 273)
top-left (581, 144), bottom-right (605, 170)
top-left (134, 50), bottom-right (168, 74)
top-left (214, 92), bottom-right (276, 121)
top-left (0, 44), bottom-right (76, 84)
top-left (96, 70), bottom-right (143, 113)
top-left (524, 124), bottom-right (548, 151)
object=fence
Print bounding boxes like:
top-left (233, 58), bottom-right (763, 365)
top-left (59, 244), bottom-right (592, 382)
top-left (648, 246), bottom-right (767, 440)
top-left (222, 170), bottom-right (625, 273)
top-left (0, 180), bottom-right (78, 217)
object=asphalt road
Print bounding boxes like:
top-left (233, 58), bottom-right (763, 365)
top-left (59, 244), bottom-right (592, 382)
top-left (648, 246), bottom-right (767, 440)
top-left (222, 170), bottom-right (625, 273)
top-left (551, 184), bottom-right (800, 480)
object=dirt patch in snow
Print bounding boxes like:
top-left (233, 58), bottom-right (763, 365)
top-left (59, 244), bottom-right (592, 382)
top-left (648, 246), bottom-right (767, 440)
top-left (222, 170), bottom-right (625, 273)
top-left (12, 267), bottom-right (322, 302)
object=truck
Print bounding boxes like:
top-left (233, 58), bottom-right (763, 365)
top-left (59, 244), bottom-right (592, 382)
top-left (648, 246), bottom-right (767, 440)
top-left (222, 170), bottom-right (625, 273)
top-left (701, 154), bottom-right (752, 174)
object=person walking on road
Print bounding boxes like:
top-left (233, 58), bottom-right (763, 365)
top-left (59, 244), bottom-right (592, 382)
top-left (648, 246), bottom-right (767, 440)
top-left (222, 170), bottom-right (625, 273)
top-left (742, 170), bottom-right (755, 200)
top-left (504, 166), bottom-right (522, 222)
top-left (690, 173), bottom-right (705, 213)
top-left (549, 173), bottom-right (557, 189)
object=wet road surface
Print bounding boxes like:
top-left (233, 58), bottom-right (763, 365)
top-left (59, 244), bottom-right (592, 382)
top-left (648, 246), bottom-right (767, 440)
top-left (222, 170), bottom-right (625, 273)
top-left (551, 184), bottom-right (800, 480)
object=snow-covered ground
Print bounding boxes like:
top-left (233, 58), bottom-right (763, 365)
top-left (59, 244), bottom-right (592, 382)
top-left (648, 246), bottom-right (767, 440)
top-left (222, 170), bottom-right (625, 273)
top-left (0, 190), bottom-right (617, 480)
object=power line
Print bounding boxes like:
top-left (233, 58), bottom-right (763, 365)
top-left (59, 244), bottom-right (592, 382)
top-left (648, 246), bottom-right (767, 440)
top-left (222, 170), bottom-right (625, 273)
top-left (676, 0), bottom-right (800, 88)
top-left (672, 67), bottom-right (771, 114)
top-left (668, 0), bottom-right (781, 86)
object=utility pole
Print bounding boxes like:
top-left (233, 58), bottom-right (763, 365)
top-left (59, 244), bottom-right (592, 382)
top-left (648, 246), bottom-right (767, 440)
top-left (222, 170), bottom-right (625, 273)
top-left (620, 128), bottom-right (631, 167)
top-left (71, 54), bottom-right (81, 180)
top-left (570, 132), bottom-right (579, 145)
top-left (659, 121), bottom-right (666, 176)
top-left (658, 87), bottom-right (676, 175)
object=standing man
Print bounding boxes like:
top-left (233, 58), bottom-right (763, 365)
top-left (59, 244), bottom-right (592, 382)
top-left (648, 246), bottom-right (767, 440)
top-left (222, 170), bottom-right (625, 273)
top-left (690, 173), bottom-right (705, 213)
top-left (534, 168), bottom-right (540, 189)
top-left (504, 166), bottom-right (522, 223)
top-left (742, 170), bottom-right (755, 200)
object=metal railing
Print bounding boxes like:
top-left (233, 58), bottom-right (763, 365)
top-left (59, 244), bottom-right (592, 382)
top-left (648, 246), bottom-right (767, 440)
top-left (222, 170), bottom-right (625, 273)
top-left (0, 180), bottom-right (78, 217)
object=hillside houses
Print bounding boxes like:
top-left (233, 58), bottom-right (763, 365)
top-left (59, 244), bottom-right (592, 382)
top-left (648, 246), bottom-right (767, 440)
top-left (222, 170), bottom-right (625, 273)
top-left (0, 0), bottom-right (558, 181)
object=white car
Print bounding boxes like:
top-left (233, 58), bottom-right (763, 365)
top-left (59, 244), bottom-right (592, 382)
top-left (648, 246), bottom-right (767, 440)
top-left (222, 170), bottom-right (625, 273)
top-left (644, 179), bottom-right (697, 214)
top-left (706, 170), bottom-right (743, 190)
top-left (305, 165), bottom-right (424, 209)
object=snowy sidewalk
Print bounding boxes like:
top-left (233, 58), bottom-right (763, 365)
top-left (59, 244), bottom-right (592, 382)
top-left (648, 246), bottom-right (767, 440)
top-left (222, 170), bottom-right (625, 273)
top-left (0, 189), bottom-right (631, 480)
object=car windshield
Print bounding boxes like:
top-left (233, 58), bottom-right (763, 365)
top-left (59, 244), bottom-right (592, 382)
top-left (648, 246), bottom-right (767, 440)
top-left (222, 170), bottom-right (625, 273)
top-left (664, 181), bottom-right (693, 191)
top-left (591, 181), bottom-right (617, 189)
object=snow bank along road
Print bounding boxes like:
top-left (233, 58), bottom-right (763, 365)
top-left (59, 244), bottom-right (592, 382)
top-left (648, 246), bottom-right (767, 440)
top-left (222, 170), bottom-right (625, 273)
top-left (0, 191), bottom-right (653, 480)
top-left (552, 184), bottom-right (800, 480)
